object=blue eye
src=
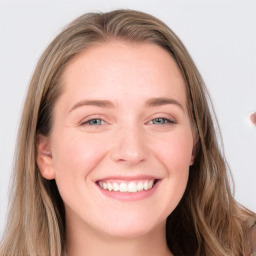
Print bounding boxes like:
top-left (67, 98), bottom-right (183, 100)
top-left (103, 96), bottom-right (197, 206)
top-left (151, 118), bottom-right (174, 125)
top-left (83, 119), bottom-right (105, 126)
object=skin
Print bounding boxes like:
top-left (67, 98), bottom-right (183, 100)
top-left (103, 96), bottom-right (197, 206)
top-left (37, 41), bottom-right (196, 256)
top-left (250, 112), bottom-right (256, 126)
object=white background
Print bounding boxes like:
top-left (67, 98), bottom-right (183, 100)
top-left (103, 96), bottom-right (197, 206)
top-left (0, 0), bottom-right (255, 236)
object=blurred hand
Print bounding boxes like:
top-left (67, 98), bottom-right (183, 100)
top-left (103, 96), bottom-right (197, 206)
top-left (250, 112), bottom-right (256, 126)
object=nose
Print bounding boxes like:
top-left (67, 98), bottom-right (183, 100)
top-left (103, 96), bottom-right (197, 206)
top-left (110, 126), bottom-right (149, 166)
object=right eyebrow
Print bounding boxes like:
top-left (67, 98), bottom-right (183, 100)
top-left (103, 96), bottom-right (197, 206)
top-left (68, 99), bottom-right (115, 113)
top-left (145, 97), bottom-right (185, 112)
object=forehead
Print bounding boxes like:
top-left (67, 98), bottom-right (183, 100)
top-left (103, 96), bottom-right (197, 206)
top-left (60, 41), bottom-right (187, 109)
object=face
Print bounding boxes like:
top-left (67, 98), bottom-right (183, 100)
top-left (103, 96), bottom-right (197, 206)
top-left (37, 41), bottom-right (196, 239)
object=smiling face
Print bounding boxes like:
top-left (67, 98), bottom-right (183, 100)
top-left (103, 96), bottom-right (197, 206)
top-left (37, 41), bottom-right (196, 239)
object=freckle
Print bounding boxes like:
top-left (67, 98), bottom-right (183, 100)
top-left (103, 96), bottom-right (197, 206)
top-left (250, 112), bottom-right (256, 126)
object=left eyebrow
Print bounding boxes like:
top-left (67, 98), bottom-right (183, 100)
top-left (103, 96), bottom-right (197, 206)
top-left (145, 97), bottom-right (185, 112)
top-left (68, 99), bottom-right (115, 113)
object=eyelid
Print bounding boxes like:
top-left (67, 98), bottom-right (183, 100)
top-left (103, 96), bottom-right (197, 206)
top-left (147, 118), bottom-right (176, 125)
top-left (81, 118), bottom-right (106, 126)
top-left (146, 113), bottom-right (176, 124)
top-left (79, 115), bottom-right (108, 126)
top-left (78, 113), bottom-right (176, 126)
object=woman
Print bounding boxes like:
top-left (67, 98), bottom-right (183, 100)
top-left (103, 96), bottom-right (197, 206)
top-left (0, 9), bottom-right (255, 256)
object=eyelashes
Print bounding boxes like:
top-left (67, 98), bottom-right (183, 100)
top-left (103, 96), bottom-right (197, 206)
top-left (80, 117), bottom-right (176, 127)
top-left (148, 118), bottom-right (175, 125)
top-left (82, 119), bottom-right (106, 126)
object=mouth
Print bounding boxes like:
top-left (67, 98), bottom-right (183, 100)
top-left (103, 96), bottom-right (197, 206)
top-left (96, 179), bottom-right (159, 193)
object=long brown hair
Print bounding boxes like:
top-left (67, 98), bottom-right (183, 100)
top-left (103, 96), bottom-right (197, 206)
top-left (1, 9), bottom-right (255, 256)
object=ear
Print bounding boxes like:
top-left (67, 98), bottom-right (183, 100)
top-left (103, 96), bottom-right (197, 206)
top-left (190, 144), bottom-right (197, 166)
top-left (36, 133), bottom-right (55, 180)
top-left (190, 130), bottom-right (199, 166)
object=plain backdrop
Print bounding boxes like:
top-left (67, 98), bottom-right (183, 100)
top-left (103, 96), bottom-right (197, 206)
top-left (0, 0), bottom-right (255, 236)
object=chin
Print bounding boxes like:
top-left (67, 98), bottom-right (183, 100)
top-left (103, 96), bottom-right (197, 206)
top-left (97, 214), bottom-right (167, 240)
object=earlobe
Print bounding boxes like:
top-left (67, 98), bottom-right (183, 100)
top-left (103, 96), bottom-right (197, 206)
top-left (190, 134), bottom-right (199, 166)
top-left (190, 146), bottom-right (196, 166)
top-left (36, 133), bottom-right (55, 180)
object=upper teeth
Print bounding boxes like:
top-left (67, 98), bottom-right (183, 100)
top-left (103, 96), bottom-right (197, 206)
top-left (98, 180), bottom-right (154, 193)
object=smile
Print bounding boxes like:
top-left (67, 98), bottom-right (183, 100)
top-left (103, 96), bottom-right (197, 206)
top-left (98, 180), bottom-right (156, 193)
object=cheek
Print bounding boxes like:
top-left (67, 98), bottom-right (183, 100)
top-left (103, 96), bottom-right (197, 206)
top-left (154, 129), bottom-right (194, 169)
top-left (51, 131), bottom-right (107, 179)
top-left (155, 131), bottom-right (192, 213)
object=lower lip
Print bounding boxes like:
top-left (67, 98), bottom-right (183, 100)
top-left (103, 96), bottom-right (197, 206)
top-left (96, 181), bottom-right (160, 201)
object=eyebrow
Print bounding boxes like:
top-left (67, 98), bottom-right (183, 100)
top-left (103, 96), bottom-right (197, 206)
top-left (69, 99), bottom-right (115, 113)
top-left (145, 97), bottom-right (185, 111)
top-left (69, 97), bottom-right (184, 113)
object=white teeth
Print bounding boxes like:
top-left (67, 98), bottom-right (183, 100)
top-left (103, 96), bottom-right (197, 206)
top-left (119, 183), bottom-right (128, 192)
top-left (113, 182), bottom-right (119, 192)
top-left (128, 182), bottom-right (137, 192)
top-left (143, 181), bottom-right (149, 190)
top-left (107, 183), bottom-right (113, 191)
top-left (148, 180), bottom-right (154, 188)
top-left (137, 182), bottom-right (144, 191)
top-left (99, 180), bottom-right (155, 193)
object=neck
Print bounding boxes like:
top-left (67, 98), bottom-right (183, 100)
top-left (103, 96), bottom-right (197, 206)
top-left (65, 217), bottom-right (173, 256)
